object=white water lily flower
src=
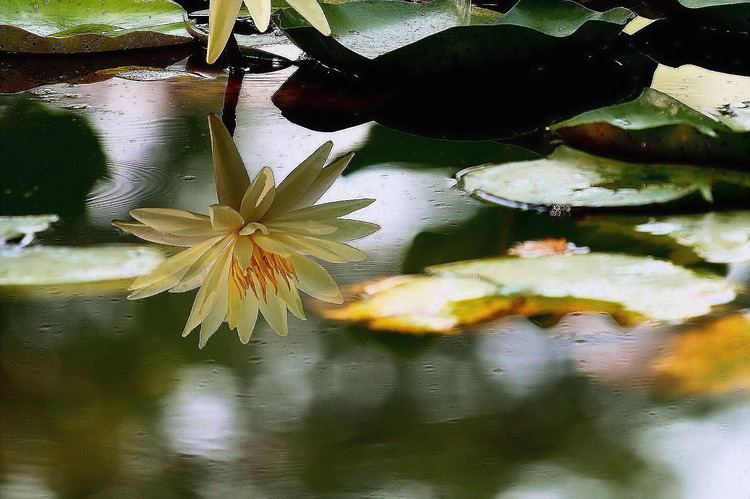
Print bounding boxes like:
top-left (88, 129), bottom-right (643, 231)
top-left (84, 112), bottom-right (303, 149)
top-left (206, 0), bottom-right (331, 64)
top-left (113, 114), bottom-right (377, 348)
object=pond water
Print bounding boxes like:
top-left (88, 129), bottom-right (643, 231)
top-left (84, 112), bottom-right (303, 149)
top-left (1, 40), bottom-right (750, 498)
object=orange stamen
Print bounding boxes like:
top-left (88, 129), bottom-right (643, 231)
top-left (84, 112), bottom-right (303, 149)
top-left (230, 239), bottom-right (297, 303)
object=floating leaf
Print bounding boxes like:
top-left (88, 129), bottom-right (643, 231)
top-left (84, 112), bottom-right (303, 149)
top-left (0, 48), bottom-right (193, 94)
top-left (551, 88), bottom-right (750, 166)
top-left (0, 245), bottom-right (164, 285)
top-left (455, 146), bottom-right (750, 211)
top-left (317, 252), bottom-right (736, 334)
top-left (277, 0), bottom-right (634, 75)
top-left (0, 215), bottom-right (58, 244)
top-left (650, 65), bottom-right (750, 118)
top-left (430, 253), bottom-right (737, 322)
top-left (635, 211), bottom-right (750, 264)
top-left (0, 0), bottom-right (193, 55)
top-left (652, 311), bottom-right (750, 396)
top-left (316, 274), bottom-right (641, 334)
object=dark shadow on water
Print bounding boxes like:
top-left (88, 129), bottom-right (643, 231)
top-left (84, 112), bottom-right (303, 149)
top-left (0, 96), bottom-right (107, 220)
top-left (273, 48), bottom-right (656, 140)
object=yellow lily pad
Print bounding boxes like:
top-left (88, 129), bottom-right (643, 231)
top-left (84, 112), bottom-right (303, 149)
top-left (652, 312), bottom-right (750, 395)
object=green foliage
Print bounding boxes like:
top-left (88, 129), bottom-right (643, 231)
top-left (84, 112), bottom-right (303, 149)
top-left (0, 0), bottom-right (193, 54)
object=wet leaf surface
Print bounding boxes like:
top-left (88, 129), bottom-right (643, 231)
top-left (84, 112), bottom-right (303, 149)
top-left (652, 311), bottom-right (750, 395)
top-left (552, 88), bottom-right (750, 166)
top-left (0, 245), bottom-right (164, 285)
top-left (455, 145), bottom-right (750, 212)
top-left (277, 0), bottom-right (633, 76)
top-left (317, 252), bottom-right (737, 334)
top-left (0, 0), bottom-right (194, 54)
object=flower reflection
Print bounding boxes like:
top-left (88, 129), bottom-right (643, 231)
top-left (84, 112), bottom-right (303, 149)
top-left (206, 0), bottom-right (330, 64)
top-left (114, 114), bottom-right (378, 347)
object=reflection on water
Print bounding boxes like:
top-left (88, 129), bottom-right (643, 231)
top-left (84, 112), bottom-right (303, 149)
top-left (1, 55), bottom-right (749, 498)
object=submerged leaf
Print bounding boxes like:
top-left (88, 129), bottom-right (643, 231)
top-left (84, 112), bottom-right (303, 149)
top-left (652, 312), bottom-right (750, 396)
top-left (0, 0), bottom-right (193, 54)
top-left (551, 88), bottom-right (750, 165)
top-left (0, 245), bottom-right (164, 285)
top-left (456, 145), bottom-right (750, 211)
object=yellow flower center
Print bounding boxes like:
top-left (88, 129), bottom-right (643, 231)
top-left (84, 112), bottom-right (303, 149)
top-left (229, 242), bottom-right (297, 302)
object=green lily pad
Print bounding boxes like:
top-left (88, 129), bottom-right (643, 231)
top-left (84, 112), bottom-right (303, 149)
top-left (635, 211), bottom-right (750, 264)
top-left (277, 0), bottom-right (634, 75)
top-left (0, 215), bottom-right (58, 244)
top-left (0, 245), bottom-right (164, 285)
top-left (429, 253), bottom-right (737, 322)
top-left (551, 88), bottom-right (750, 165)
top-left (455, 146), bottom-right (750, 211)
top-left (0, 0), bottom-right (193, 54)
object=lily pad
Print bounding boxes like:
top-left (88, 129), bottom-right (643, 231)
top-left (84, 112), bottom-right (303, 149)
top-left (277, 0), bottom-right (634, 75)
top-left (551, 88), bottom-right (750, 166)
top-left (430, 253), bottom-right (737, 322)
top-left (0, 0), bottom-right (193, 54)
top-left (316, 274), bottom-right (643, 334)
top-left (455, 146), bottom-right (750, 212)
top-left (635, 211), bottom-right (750, 264)
top-left (652, 311), bottom-right (750, 396)
top-left (0, 215), bottom-right (58, 244)
top-left (0, 245), bottom-right (164, 285)
top-left (317, 252), bottom-right (737, 333)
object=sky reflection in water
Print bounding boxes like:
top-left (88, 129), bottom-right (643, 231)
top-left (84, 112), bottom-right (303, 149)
top-left (1, 59), bottom-right (749, 498)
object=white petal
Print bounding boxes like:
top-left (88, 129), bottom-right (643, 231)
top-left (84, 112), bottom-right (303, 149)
top-left (128, 236), bottom-right (223, 292)
top-left (234, 235), bottom-right (254, 267)
top-left (277, 280), bottom-right (305, 320)
top-left (206, 0), bottom-right (244, 64)
top-left (276, 198), bottom-right (374, 222)
top-left (240, 167), bottom-right (276, 222)
top-left (208, 113), bottom-right (250, 210)
top-left (288, 252), bottom-right (342, 303)
top-left (262, 141), bottom-right (332, 220)
top-left (259, 295), bottom-right (289, 336)
top-left (210, 205), bottom-right (245, 232)
top-left (290, 152), bottom-right (354, 210)
top-left (243, 0), bottom-right (271, 32)
top-left (171, 236), bottom-right (236, 293)
top-left (266, 219), bottom-right (337, 236)
top-left (252, 232), bottom-right (292, 257)
top-left (286, 0), bottom-right (331, 36)
top-left (129, 208), bottom-right (213, 234)
top-left (113, 221), bottom-right (209, 247)
top-left (318, 219), bottom-right (380, 242)
top-left (236, 294), bottom-right (260, 343)
top-left (277, 233), bottom-right (366, 262)
top-left (182, 244), bottom-right (233, 338)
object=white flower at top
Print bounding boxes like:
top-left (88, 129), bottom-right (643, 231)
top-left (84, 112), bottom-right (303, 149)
top-left (113, 114), bottom-right (377, 348)
top-left (206, 0), bottom-right (331, 64)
